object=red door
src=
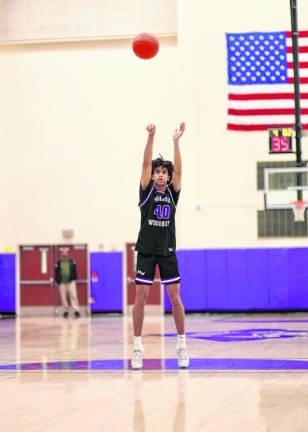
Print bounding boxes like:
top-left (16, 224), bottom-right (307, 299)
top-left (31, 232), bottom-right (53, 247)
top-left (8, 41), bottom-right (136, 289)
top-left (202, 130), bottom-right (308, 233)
top-left (20, 245), bottom-right (56, 305)
top-left (54, 244), bottom-right (88, 306)
top-left (20, 244), bottom-right (88, 308)
top-left (126, 243), bottom-right (161, 305)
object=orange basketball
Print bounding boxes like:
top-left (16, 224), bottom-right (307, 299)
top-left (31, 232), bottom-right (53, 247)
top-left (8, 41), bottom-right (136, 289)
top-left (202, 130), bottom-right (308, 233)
top-left (132, 33), bottom-right (159, 60)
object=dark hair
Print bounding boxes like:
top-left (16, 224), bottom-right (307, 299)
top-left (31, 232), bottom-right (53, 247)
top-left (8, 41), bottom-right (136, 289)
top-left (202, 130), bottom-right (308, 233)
top-left (151, 157), bottom-right (174, 179)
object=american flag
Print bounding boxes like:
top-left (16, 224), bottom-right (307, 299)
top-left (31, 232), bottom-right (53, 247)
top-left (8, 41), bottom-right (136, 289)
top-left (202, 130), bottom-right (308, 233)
top-left (226, 31), bottom-right (308, 131)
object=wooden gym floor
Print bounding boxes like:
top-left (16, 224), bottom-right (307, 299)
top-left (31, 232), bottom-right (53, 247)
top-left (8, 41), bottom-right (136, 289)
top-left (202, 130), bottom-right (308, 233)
top-left (1, 312), bottom-right (308, 431)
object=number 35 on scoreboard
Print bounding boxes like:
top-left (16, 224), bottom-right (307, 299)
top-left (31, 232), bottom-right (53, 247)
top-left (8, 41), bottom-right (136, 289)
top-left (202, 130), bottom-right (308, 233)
top-left (269, 127), bottom-right (293, 154)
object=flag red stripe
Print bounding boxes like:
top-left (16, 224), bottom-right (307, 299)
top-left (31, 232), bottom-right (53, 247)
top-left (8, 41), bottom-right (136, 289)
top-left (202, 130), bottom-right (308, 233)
top-left (286, 31), bottom-right (308, 38)
top-left (228, 123), bottom-right (308, 131)
top-left (288, 61), bottom-right (308, 68)
top-left (229, 93), bottom-right (308, 100)
top-left (228, 108), bottom-right (308, 116)
top-left (287, 46), bottom-right (308, 53)
top-left (288, 77), bottom-right (308, 84)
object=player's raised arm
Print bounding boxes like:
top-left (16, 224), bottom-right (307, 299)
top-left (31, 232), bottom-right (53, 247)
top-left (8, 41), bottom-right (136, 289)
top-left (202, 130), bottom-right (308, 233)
top-left (140, 124), bottom-right (156, 189)
top-left (172, 122), bottom-right (185, 192)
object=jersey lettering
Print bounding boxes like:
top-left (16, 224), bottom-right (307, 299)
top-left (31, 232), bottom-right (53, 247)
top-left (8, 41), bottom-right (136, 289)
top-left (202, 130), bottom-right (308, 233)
top-left (154, 204), bottom-right (170, 220)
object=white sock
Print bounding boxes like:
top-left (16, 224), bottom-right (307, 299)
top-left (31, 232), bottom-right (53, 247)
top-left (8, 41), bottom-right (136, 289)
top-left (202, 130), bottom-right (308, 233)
top-left (133, 336), bottom-right (143, 350)
top-left (177, 334), bottom-right (186, 347)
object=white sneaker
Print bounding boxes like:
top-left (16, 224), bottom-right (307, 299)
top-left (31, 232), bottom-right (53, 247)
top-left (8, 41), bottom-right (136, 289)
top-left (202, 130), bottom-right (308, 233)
top-left (177, 345), bottom-right (189, 368)
top-left (131, 347), bottom-right (144, 370)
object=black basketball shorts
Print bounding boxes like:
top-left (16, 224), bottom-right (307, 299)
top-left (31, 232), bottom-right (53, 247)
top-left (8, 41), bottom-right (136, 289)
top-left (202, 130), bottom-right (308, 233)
top-left (135, 252), bottom-right (181, 285)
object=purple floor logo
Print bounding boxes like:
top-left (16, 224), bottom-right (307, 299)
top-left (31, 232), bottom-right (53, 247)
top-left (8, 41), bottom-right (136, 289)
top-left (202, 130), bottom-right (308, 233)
top-left (164, 328), bottom-right (308, 342)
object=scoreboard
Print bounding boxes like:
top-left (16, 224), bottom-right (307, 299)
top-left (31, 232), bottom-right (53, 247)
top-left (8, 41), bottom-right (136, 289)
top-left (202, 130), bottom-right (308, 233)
top-left (269, 128), bottom-right (293, 154)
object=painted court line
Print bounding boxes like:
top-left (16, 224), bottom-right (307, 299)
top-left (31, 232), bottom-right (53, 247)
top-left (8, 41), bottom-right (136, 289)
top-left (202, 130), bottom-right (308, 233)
top-left (1, 358), bottom-right (308, 371)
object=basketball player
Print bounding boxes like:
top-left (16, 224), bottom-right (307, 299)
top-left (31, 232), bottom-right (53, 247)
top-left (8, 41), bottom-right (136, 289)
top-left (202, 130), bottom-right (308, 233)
top-left (131, 122), bottom-right (189, 369)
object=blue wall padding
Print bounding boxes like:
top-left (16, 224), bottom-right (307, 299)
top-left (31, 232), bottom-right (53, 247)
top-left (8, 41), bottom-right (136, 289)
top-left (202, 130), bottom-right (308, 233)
top-left (90, 252), bottom-right (122, 312)
top-left (227, 250), bottom-right (248, 309)
top-left (164, 248), bottom-right (308, 311)
top-left (268, 248), bottom-right (289, 309)
top-left (0, 254), bottom-right (16, 313)
top-left (175, 250), bottom-right (207, 310)
top-left (206, 250), bottom-right (228, 310)
top-left (2, 248), bottom-right (308, 313)
top-left (289, 248), bottom-right (308, 308)
top-left (246, 249), bottom-right (269, 309)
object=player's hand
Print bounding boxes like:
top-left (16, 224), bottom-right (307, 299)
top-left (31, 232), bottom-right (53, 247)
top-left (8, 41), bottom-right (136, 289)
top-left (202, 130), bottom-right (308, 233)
top-left (173, 122), bottom-right (185, 142)
top-left (146, 124), bottom-right (156, 136)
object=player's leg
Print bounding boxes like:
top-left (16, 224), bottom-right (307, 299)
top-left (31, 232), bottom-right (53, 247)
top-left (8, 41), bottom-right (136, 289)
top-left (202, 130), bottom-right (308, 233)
top-left (131, 285), bottom-right (150, 369)
top-left (165, 283), bottom-right (185, 335)
top-left (131, 253), bottom-right (155, 369)
top-left (159, 254), bottom-right (189, 368)
top-left (166, 282), bottom-right (189, 368)
top-left (132, 284), bottom-right (150, 336)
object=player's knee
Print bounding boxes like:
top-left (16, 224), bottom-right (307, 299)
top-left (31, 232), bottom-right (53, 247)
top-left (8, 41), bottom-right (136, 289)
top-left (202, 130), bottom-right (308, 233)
top-left (169, 293), bottom-right (182, 308)
top-left (135, 297), bottom-right (146, 307)
top-left (135, 291), bottom-right (148, 306)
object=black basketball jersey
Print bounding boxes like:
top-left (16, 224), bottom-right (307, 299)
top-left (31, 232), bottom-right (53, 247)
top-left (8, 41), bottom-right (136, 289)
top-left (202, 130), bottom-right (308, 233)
top-left (135, 180), bottom-right (180, 256)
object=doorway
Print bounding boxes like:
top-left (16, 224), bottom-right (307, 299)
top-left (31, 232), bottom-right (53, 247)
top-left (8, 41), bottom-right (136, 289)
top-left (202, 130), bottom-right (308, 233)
top-left (19, 244), bottom-right (88, 316)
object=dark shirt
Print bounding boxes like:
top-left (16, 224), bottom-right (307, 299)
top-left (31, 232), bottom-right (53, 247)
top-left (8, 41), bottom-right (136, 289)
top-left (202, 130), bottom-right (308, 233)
top-left (54, 259), bottom-right (78, 284)
top-left (135, 180), bottom-right (180, 256)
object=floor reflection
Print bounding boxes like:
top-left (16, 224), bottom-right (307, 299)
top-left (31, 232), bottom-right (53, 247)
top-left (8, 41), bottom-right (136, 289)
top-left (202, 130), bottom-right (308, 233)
top-left (131, 372), bottom-right (188, 432)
